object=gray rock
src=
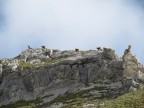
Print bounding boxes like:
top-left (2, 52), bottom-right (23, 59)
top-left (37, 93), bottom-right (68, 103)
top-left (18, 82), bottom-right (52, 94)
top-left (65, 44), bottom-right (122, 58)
top-left (30, 59), bottom-right (41, 64)
top-left (0, 64), bottom-right (2, 75)
top-left (102, 48), bottom-right (118, 60)
top-left (122, 52), bottom-right (141, 79)
top-left (0, 47), bottom-right (144, 106)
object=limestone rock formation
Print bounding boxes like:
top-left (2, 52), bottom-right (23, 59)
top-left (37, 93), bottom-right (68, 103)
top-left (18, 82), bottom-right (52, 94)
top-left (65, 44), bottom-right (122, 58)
top-left (122, 45), bottom-right (140, 78)
top-left (0, 47), bottom-right (143, 107)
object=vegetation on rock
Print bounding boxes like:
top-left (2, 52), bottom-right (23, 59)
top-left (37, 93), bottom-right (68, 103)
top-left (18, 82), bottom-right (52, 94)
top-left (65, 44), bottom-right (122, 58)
top-left (19, 58), bottom-right (65, 70)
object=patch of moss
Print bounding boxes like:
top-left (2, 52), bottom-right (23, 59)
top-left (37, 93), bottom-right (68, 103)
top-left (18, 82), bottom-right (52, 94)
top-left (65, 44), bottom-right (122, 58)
top-left (19, 61), bottom-right (35, 70)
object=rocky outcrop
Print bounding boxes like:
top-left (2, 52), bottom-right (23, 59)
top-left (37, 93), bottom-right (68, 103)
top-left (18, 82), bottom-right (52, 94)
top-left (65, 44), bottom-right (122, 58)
top-left (0, 47), bottom-right (143, 107)
top-left (122, 45), bottom-right (144, 92)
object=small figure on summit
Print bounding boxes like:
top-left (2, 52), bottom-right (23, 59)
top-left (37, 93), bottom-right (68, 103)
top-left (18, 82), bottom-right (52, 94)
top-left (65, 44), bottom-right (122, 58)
top-left (75, 48), bottom-right (79, 52)
top-left (41, 46), bottom-right (46, 49)
top-left (96, 47), bottom-right (102, 51)
top-left (28, 45), bottom-right (32, 49)
top-left (124, 45), bottom-right (131, 55)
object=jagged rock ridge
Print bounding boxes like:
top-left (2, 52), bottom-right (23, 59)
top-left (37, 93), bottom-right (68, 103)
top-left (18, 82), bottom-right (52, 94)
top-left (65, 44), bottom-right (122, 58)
top-left (0, 46), bottom-right (144, 107)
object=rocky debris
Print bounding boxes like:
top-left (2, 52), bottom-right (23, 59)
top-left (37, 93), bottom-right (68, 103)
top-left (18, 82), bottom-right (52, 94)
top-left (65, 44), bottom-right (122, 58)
top-left (0, 46), bottom-right (144, 106)
top-left (15, 48), bottom-right (52, 62)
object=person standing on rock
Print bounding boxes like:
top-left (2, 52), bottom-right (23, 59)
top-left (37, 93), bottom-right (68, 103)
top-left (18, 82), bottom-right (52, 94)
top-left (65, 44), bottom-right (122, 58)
top-left (124, 45), bottom-right (131, 55)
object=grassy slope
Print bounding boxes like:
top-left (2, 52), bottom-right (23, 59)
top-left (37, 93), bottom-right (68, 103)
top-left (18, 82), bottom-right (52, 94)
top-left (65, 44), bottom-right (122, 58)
top-left (1, 88), bottom-right (144, 108)
top-left (61, 89), bottom-right (144, 108)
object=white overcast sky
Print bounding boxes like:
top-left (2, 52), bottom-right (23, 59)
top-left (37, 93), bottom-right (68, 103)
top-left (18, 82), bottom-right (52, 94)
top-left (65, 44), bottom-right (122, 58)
top-left (0, 0), bottom-right (144, 63)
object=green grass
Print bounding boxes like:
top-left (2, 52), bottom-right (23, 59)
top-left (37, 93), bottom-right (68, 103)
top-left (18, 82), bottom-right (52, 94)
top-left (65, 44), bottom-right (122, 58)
top-left (19, 58), bottom-right (65, 70)
top-left (102, 89), bottom-right (144, 108)
top-left (19, 61), bottom-right (34, 70)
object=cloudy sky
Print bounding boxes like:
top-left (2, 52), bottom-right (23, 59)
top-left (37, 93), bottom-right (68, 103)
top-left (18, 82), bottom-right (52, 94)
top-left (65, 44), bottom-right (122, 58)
top-left (0, 0), bottom-right (144, 63)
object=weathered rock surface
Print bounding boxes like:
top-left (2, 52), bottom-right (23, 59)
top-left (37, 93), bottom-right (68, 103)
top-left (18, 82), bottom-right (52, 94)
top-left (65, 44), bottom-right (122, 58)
top-left (0, 47), bottom-right (144, 107)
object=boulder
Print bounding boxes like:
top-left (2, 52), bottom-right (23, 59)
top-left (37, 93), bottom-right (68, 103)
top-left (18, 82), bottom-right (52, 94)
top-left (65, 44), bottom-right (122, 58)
top-left (102, 48), bottom-right (118, 60)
